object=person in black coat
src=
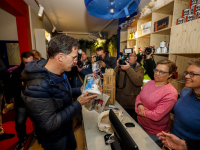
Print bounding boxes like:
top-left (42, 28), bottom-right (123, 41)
top-left (91, 47), bottom-right (116, 73)
top-left (0, 58), bottom-right (15, 141)
top-left (23, 34), bottom-right (97, 150)
top-left (11, 52), bottom-right (34, 150)
top-left (137, 47), bottom-right (156, 80)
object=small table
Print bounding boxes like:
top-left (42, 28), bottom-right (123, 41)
top-left (82, 101), bottom-right (161, 150)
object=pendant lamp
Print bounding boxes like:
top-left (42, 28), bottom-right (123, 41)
top-left (84, 0), bottom-right (140, 19)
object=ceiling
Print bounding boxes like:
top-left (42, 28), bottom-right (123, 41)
top-left (24, 0), bottom-right (119, 35)
top-left (24, 0), bottom-right (150, 37)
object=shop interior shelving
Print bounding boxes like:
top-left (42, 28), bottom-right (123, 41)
top-left (120, 0), bottom-right (200, 93)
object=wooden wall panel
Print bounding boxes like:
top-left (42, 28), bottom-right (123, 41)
top-left (170, 19), bottom-right (200, 53)
top-left (169, 54), bottom-right (200, 93)
top-left (120, 43), bottom-right (127, 52)
top-left (172, 0), bottom-right (189, 26)
top-left (136, 37), bottom-right (150, 50)
top-left (120, 31), bottom-right (127, 42)
top-left (150, 34), bottom-right (170, 49)
top-left (153, 55), bottom-right (169, 63)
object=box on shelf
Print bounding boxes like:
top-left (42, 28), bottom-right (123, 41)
top-left (154, 16), bottom-right (172, 32)
top-left (103, 69), bottom-right (116, 106)
top-left (197, 4), bottom-right (200, 12)
top-left (182, 8), bottom-right (191, 17)
top-left (176, 18), bottom-right (185, 25)
top-left (185, 14), bottom-right (196, 22)
top-left (189, 0), bottom-right (199, 8)
top-left (141, 21), bottom-right (151, 35)
top-left (197, 11), bottom-right (200, 18)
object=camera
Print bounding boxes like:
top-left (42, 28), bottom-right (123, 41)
top-left (77, 49), bottom-right (83, 68)
top-left (145, 46), bottom-right (155, 55)
top-left (94, 55), bottom-right (102, 62)
top-left (118, 48), bottom-right (133, 65)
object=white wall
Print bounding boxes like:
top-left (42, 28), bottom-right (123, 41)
top-left (29, 6), bottom-right (52, 52)
top-left (0, 9), bottom-right (18, 41)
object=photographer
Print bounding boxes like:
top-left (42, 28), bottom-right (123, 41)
top-left (114, 51), bottom-right (144, 120)
top-left (67, 50), bottom-right (92, 88)
top-left (91, 47), bottom-right (116, 73)
top-left (137, 47), bottom-right (156, 80)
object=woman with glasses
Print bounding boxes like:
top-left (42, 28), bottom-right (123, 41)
top-left (135, 59), bottom-right (178, 147)
top-left (157, 58), bottom-right (200, 150)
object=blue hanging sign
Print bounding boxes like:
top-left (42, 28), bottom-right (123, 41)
top-left (84, 0), bottom-right (140, 19)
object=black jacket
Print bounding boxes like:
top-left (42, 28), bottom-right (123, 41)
top-left (23, 59), bottom-right (82, 143)
top-left (0, 59), bottom-right (6, 93)
top-left (101, 53), bottom-right (116, 73)
top-left (67, 61), bottom-right (92, 88)
top-left (137, 53), bottom-right (155, 80)
top-left (12, 62), bottom-right (25, 107)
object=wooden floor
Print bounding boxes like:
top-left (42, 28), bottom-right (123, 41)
top-left (27, 117), bottom-right (85, 150)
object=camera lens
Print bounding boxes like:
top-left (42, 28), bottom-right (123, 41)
top-left (145, 47), bottom-right (152, 55)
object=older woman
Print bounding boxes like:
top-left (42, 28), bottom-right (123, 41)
top-left (157, 58), bottom-right (200, 150)
top-left (135, 59), bottom-right (178, 147)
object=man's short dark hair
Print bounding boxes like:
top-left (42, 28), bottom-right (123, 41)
top-left (21, 52), bottom-right (34, 59)
top-left (47, 34), bottom-right (79, 58)
top-left (96, 47), bottom-right (104, 52)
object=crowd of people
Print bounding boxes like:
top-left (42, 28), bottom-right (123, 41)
top-left (0, 34), bottom-right (199, 150)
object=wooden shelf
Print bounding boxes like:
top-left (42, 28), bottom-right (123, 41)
top-left (153, 53), bottom-right (169, 55)
top-left (128, 39), bottom-right (136, 41)
top-left (169, 53), bottom-right (200, 55)
top-left (151, 27), bottom-right (171, 35)
top-left (140, 13), bottom-right (152, 20)
top-left (153, 0), bottom-right (174, 15)
top-left (138, 33), bottom-right (151, 38)
top-left (120, 40), bottom-right (127, 43)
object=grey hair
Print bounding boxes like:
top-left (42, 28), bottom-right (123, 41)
top-left (188, 58), bottom-right (200, 67)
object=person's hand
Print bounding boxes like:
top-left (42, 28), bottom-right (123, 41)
top-left (120, 61), bottom-right (130, 71)
top-left (116, 58), bottom-right (120, 67)
top-left (157, 132), bottom-right (187, 150)
top-left (77, 66), bottom-right (83, 72)
top-left (138, 105), bottom-right (148, 117)
top-left (146, 48), bottom-right (154, 59)
top-left (91, 55), bottom-right (96, 64)
top-left (80, 86), bottom-right (83, 93)
top-left (99, 61), bottom-right (106, 68)
top-left (77, 91), bottom-right (98, 105)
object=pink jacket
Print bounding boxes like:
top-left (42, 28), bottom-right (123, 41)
top-left (135, 80), bottom-right (178, 136)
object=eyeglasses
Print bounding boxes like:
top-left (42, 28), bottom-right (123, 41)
top-left (128, 55), bottom-right (136, 57)
top-left (154, 69), bottom-right (169, 75)
top-left (67, 54), bottom-right (78, 60)
top-left (184, 71), bottom-right (200, 78)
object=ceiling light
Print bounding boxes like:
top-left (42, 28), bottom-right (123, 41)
top-left (52, 26), bottom-right (56, 33)
top-left (38, 5), bottom-right (44, 17)
top-left (110, 8), bottom-right (114, 14)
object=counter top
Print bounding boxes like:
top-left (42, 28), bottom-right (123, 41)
top-left (82, 101), bottom-right (161, 150)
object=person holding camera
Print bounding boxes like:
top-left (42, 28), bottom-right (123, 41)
top-left (114, 51), bottom-right (144, 120)
top-left (137, 47), bottom-right (156, 82)
top-left (91, 47), bottom-right (116, 73)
